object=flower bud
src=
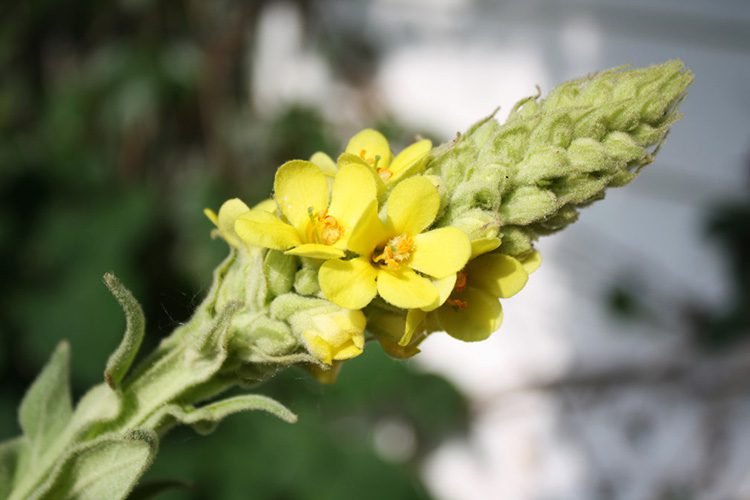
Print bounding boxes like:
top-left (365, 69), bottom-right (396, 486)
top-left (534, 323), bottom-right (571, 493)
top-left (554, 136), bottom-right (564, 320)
top-left (272, 294), bottom-right (366, 365)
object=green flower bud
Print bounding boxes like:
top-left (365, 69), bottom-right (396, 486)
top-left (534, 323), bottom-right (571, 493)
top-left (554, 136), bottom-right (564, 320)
top-left (263, 250), bottom-right (297, 297)
top-left (447, 208), bottom-right (500, 243)
top-left (428, 60), bottom-right (692, 256)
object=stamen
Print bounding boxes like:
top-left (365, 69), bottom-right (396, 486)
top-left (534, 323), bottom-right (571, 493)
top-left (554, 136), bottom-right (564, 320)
top-left (307, 208), bottom-right (344, 245)
top-left (446, 270), bottom-right (469, 310)
top-left (446, 298), bottom-right (468, 310)
top-left (377, 167), bottom-right (393, 182)
top-left (372, 234), bottom-right (414, 270)
top-left (454, 271), bottom-right (467, 293)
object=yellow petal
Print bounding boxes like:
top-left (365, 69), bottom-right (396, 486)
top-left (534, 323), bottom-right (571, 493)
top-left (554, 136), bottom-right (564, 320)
top-left (466, 253), bottom-right (529, 298)
top-left (319, 257), bottom-right (378, 309)
top-left (345, 128), bottom-right (392, 169)
top-left (437, 287), bottom-right (503, 342)
top-left (521, 250), bottom-right (542, 274)
top-left (274, 160), bottom-right (329, 233)
top-left (470, 237), bottom-right (501, 258)
top-left (203, 208), bottom-right (218, 226)
top-left (377, 267), bottom-right (439, 309)
top-left (253, 198), bottom-right (278, 213)
top-left (218, 198), bottom-right (251, 247)
top-left (303, 332), bottom-right (334, 365)
top-left (385, 176), bottom-right (440, 235)
top-left (422, 274), bottom-right (457, 312)
top-left (333, 343), bottom-right (364, 361)
top-left (328, 162), bottom-right (377, 239)
top-left (400, 309), bottom-right (426, 346)
top-left (346, 200), bottom-right (388, 256)
top-left (338, 151), bottom-right (387, 199)
top-left (389, 139), bottom-right (432, 182)
top-left (410, 227), bottom-right (471, 279)
top-left (235, 209), bottom-right (301, 250)
top-left (309, 151), bottom-right (338, 177)
top-left (285, 243), bottom-right (345, 260)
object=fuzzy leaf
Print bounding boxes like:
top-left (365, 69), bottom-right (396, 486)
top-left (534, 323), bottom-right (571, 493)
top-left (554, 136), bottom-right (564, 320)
top-left (150, 394), bottom-right (297, 435)
top-left (0, 438), bottom-right (25, 499)
top-left (32, 430), bottom-right (158, 500)
top-left (19, 342), bottom-right (72, 468)
top-left (103, 273), bottom-right (146, 389)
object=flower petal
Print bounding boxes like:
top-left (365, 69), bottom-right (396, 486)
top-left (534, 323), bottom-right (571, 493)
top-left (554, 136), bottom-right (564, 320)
top-left (389, 139), bottom-right (432, 182)
top-left (319, 257), bottom-right (378, 309)
top-left (285, 243), bottom-right (345, 260)
top-left (235, 209), bottom-right (301, 250)
top-left (346, 200), bottom-right (388, 256)
top-left (437, 287), bottom-right (503, 342)
top-left (203, 208), bottom-right (218, 226)
top-left (467, 253), bottom-right (529, 298)
top-left (422, 274), bottom-right (457, 312)
top-left (377, 267), bottom-right (439, 309)
top-left (470, 237), bottom-right (501, 258)
top-left (385, 176), bottom-right (440, 235)
top-left (400, 309), bottom-right (426, 346)
top-left (274, 160), bottom-right (329, 233)
top-left (333, 343), bottom-right (364, 361)
top-left (253, 198), bottom-right (278, 213)
top-left (345, 128), bottom-right (392, 169)
top-left (410, 227), bottom-right (471, 279)
top-left (521, 250), bottom-right (542, 274)
top-left (217, 198), bottom-right (251, 247)
top-left (302, 332), bottom-right (335, 365)
top-left (309, 151), bottom-right (338, 177)
top-left (328, 162), bottom-right (378, 239)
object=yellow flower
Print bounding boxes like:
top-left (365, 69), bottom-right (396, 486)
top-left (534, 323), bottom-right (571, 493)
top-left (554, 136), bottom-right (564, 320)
top-left (292, 307), bottom-right (367, 365)
top-left (319, 176), bottom-right (471, 310)
top-left (344, 128), bottom-right (432, 185)
top-left (204, 198), bottom-right (253, 248)
top-left (403, 251), bottom-right (540, 344)
top-left (234, 160), bottom-right (377, 259)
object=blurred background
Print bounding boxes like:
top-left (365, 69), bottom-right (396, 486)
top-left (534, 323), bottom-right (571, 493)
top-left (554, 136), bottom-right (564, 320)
top-left (1, 0), bottom-right (749, 499)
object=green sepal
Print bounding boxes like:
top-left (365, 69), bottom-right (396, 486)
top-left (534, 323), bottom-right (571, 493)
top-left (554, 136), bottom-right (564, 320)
top-left (103, 273), bottom-right (146, 390)
top-left (28, 430), bottom-right (158, 500)
top-left (263, 250), bottom-right (297, 298)
top-left (18, 342), bottom-right (73, 470)
top-left (147, 394), bottom-right (297, 435)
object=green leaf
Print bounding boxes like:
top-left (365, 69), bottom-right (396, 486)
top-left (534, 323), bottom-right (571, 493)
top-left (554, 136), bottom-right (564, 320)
top-left (0, 438), bottom-right (26, 499)
top-left (103, 273), bottom-right (145, 389)
top-left (18, 342), bottom-right (73, 467)
top-left (32, 430), bottom-right (158, 500)
top-left (150, 394), bottom-right (297, 435)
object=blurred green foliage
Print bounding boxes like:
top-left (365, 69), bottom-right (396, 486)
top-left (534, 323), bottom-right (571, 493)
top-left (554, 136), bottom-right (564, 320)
top-left (0, 1), bottom-right (466, 498)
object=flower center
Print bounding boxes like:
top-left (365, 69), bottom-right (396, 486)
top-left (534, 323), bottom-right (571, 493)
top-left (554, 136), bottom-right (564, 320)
top-left (372, 234), bottom-right (414, 270)
top-left (359, 149), bottom-right (392, 181)
top-left (446, 270), bottom-right (469, 310)
top-left (307, 208), bottom-right (344, 245)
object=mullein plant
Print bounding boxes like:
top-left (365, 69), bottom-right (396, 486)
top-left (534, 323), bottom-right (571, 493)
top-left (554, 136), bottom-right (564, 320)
top-left (0, 60), bottom-right (692, 499)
